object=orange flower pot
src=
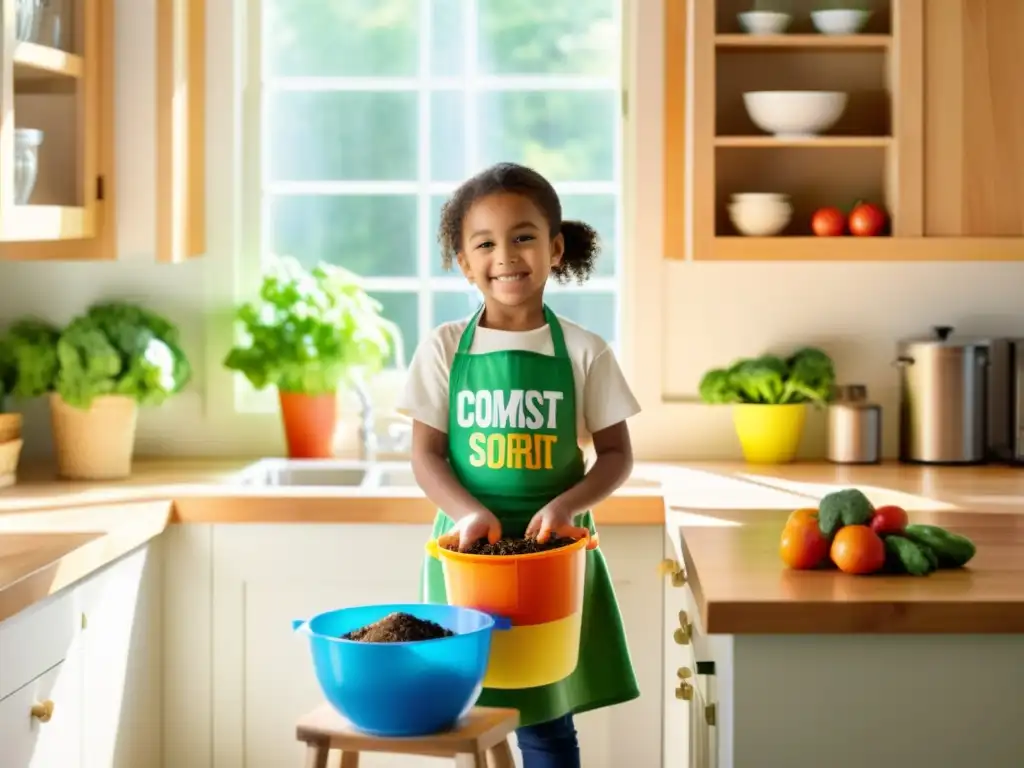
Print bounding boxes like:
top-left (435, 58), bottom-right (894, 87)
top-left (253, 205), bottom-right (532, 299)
top-left (278, 391), bottom-right (337, 459)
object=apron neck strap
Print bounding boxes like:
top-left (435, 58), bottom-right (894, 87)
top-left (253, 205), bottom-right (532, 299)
top-left (455, 304), bottom-right (569, 359)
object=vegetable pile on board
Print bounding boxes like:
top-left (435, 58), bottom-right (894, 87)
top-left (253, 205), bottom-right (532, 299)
top-left (779, 488), bottom-right (976, 576)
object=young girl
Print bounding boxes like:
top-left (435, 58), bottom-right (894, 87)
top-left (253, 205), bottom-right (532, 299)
top-left (397, 162), bottom-right (640, 767)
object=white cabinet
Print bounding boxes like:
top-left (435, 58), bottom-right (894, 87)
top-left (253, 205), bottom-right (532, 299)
top-left (163, 523), bottom-right (665, 768)
top-left (0, 541), bottom-right (161, 768)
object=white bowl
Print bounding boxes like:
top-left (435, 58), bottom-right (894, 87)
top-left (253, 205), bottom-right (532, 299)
top-left (728, 199), bottom-right (793, 237)
top-left (742, 91), bottom-right (848, 138)
top-left (737, 11), bottom-right (792, 35)
top-left (730, 192), bottom-right (790, 204)
top-left (811, 9), bottom-right (872, 35)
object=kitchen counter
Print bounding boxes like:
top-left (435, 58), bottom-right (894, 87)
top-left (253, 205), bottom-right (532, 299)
top-left (671, 506), bottom-right (1024, 634)
top-left (1, 457), bottom-right (1024, 629)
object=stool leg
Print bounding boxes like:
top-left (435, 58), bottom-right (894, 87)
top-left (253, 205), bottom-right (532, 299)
top-left (339, 752), bottom-right (360, 768)
top-left (303, 741), bottom-right (330, 768)
top-left (486, 739), bottom-right (517, 768)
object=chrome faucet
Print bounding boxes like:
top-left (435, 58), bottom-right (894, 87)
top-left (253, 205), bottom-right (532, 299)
top-left (352, 377), bottom-right (379, 462)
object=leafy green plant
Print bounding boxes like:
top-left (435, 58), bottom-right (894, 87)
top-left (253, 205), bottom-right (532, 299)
top-left (0, 303), bottom-right (191, 411)
top-left (223, 255), bottom-right (399, 396)
top-left (698, 347), bottom-right (836, 406)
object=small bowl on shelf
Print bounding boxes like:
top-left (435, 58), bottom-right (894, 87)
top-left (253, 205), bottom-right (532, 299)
top-left (728, 194), bottom-right (793, 237)
top-left (811, 9), bottom-right (872, 35)
top-left (742, 91), bottom-right (847, 138)
top-left (737, 11), bottom-right (792, 35)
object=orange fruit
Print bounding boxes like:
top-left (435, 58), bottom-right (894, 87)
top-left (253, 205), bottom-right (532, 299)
top-left (785, 507), bottom-right (819, 529)
top-left (779, 518), bottom-right (830, 570)
top-left (830, 525), bottom-right (886, 575)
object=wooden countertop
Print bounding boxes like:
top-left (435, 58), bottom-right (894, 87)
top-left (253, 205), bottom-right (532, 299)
top-left (2, 458), bottom-right (1024, 631)
top-left (672, 507), bottom-right (1024, 635)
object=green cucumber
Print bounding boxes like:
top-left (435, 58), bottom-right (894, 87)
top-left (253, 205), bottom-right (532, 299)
top-left (903, 524), bottom-right (976, 568)
top-left (883, 535), bottom-right (933, 576)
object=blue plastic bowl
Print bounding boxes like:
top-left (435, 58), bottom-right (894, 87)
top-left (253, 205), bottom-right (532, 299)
top-left (293, 603), bottom-right (496, 737)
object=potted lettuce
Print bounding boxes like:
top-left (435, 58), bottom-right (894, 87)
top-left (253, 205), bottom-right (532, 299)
top-left (3, 303), bottom-right (191, 480)
top-left (698, 347), bottom-right (836, 463)
top-left (223, 255), bottom-right (398, 459)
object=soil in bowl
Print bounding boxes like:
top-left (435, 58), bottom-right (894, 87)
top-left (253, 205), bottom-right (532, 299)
top-left (341, 611), bottom-right (455, 643)
top-left (444, 536), bottom-right (578, 556)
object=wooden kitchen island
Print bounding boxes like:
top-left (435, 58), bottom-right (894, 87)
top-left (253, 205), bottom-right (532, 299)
top-left (664, 506), bottom-right (1024, 768)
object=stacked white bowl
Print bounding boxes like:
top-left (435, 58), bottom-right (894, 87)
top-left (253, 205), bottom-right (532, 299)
top-left (728, 193), bottom-right (793, 236)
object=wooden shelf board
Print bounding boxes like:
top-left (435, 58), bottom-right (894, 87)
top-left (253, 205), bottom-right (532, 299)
top-left (13, 42), bottom-right (84, 80)
top-left (1, 206), bottom-right (90, 242)
top-left (715, 34), bottom-right (891, 50)
top-left (715, 136), bottom-right (891, 148)
top-left (705, 237), bottom-right (1024, 262)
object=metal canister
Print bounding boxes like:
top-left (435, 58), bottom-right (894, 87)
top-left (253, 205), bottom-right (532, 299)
top-left (827, 384), bottom-right (882, 464)
top-left (894, 325), bottom-right (990, 464)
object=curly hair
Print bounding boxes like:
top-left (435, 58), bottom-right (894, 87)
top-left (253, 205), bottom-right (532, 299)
top-left (437, 162), bottom-right (600, 285)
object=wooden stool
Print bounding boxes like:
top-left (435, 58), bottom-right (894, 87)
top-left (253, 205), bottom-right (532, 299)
top-left (297, 704), bottom-right (519, 767)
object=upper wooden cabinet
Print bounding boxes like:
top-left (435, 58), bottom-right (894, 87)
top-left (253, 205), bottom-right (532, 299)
top-left (665, 0), bottom-right (1024, 261)
top-left (0, 0), bottom-right (204, 262)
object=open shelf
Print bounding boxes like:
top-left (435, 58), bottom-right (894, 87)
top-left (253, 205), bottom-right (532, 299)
top-left (715, 145), bottom-right (889, 236)
top-left (715, 34), bottom-right (890, 49)
top-left (716, 48), bottom-right (891, 137)
top-left (715, 0), bottom-right (893, 35)
top-left (714, 136), bottom-right (890, 148)
top-left (711, 237), bottom-right (1024, 262)
top-left (13, 42), bottom-right (84, 82)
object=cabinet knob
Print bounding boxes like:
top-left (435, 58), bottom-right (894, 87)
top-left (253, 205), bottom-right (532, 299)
top-left (30, 700), bottom-right (54, 723)
top-left (673, 610), bottom-right (693, 645)
top-left (677, 666), bottom-right (692, 680)
top-left (675, 682), bottom-right (694, 701)
top-left (658, 558), bottom-right (686, 587)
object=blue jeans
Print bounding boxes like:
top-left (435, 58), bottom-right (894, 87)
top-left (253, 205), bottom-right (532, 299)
top-left (516, 714), bottom-right (580, 768)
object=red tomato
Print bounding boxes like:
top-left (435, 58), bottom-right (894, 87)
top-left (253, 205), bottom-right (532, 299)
top-left (779, 518), bottom-right (830, 570)
top-left (830, 525), bottom-right (886, 575)
top-left (811, 207), bottom-right (846, 236)
top-left (870, 505), bottom-right (909, 535)
top-left (849, 202), bottom-right (887, 236)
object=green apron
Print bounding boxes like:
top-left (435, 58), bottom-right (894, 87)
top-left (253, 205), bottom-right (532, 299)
top-left (421, 305), bottom-right (639, 728)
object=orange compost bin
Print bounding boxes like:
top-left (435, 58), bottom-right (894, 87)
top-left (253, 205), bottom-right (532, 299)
top-left (425, 533), bottom-right (598, 689)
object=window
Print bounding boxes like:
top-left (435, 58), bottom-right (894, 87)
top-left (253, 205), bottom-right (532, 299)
top-left (240, 0), bottom-right (624, 410)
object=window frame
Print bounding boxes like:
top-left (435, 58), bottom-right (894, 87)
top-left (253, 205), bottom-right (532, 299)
top-left (203, 0), bottom-right (641, 449)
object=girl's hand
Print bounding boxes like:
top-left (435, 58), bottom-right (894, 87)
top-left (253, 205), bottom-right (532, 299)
top-left (439, 509), bottom-right (502, 552)
top-left (526, 503), bottom-right (590, 544)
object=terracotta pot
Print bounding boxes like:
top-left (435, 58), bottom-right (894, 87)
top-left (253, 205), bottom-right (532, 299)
top-left (278, 391), bottom-right (338, 459)
top-left (0, 412), bottom-right (22, 443)
top-left (49, 394), bottom-right (139, 480)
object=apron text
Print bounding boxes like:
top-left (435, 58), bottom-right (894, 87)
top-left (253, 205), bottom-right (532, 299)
top-left (468, 432), bottom-right (557, 470)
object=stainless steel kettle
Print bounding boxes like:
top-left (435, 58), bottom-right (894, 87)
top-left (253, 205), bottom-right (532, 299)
top-left (894, 325), bottom-right (990, 464)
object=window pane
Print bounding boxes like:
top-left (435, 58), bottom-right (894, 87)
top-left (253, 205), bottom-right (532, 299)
top-left (478, 91), bottom-right (617, 182)
top-left (266, 91), bottom-right (418, 181)
top-left (545, 291), bottom-right (617, 344)
top-left (431, 90), bottom-right (465, 182)
top-left (433, 290), bottom-right (483, 327)
top-left (477, 0), bottom-right (618, 77)
top-left (269, 195), bottom-right (418, 277)
top-left (263, 0), bottom-right (418, 78)
top-left (369, 292), bottom-right (420, 368)
top-left (430, 0), bottom-right (464, 77)
top-left (560, 194), bottom-right (617, 277)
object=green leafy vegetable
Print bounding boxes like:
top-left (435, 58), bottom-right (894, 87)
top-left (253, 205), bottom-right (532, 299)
top-left (0, 303), bottom-right (191, 411)
top-left (698, 347), bottom-right (836, 407)
top-left (223, 255), bottom-right (400, 395)
top-left (817, 487), bottom-right (875, 538)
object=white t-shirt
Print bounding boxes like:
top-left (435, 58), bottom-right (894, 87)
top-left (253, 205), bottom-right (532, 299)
top-left (397, 314), bottom-right (641, 444)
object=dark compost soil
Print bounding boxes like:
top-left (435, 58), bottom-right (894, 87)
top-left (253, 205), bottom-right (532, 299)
top-left (341, 611), bottom-right (455, 643)
top-left (442, 536), bottom-right (578, 556)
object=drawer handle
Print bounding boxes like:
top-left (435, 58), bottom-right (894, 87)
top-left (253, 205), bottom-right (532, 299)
top-left (31, 700), bottom-right (54, 723)
top-left (673, 610), bottom-right (693, 645)
top-left (659, 558), bottom-right (687, 588)
top-left (675, 682), bottom-right (694, 701)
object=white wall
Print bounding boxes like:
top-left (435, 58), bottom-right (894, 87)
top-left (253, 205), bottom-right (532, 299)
top-left (1, 0), bottom-right (1022, 462)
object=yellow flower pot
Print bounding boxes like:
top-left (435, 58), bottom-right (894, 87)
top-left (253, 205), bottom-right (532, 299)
top-left (731, 403), bottom-right (807, 464)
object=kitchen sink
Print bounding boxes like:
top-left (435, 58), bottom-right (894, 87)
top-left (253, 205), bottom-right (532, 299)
top-left (233, 459), bottom-right (371, 488)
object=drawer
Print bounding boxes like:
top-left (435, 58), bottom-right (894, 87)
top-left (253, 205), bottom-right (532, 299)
top-left (0, 587), bottom-right (80, 699)
top-left (0, 660), bottom-right (82, 767)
